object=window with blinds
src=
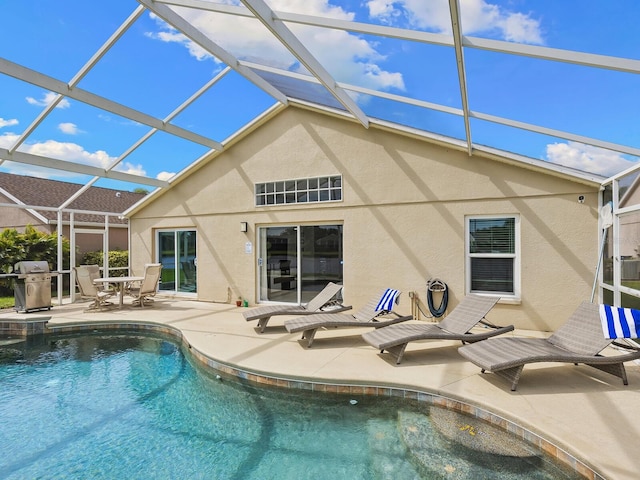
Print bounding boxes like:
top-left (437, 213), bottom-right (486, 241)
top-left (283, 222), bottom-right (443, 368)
top-left (467, 216), bottom-right (519, 298)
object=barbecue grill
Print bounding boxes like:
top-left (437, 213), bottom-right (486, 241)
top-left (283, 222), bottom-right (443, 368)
top-left (14, 261), bottom-right (55, 313)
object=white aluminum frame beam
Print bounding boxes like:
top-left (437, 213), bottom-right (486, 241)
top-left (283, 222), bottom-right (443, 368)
top-left (240, 0), bottom-right (369, 128)
top-left (0, 57), bottom-right (222, 151)
top-left (6, 7), bottom-right (147, 157)
top-left (157, 0), bottom-right (454, 47)
top-left (448, 0), bottom-right (472, 155)
top-left (244, 59), bottom-right (640, 161)
top-left (60, 67), bottom-right (233, 209)
top-left (242, 60), bottom-right (463, 116)
top-left (159, 0), bottom-right (640, 76)
top-left (0, 147), bottom-right (168, 188)
top-left (472, 111), bottom-right (640, 158)
top-left (138, 0), bottom-right (289, 105)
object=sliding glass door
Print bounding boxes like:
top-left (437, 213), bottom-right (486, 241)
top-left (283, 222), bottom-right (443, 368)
top-left (157, 229), bottom-right (197, 295)
top-left (258, 224), bottom-right (343, 304)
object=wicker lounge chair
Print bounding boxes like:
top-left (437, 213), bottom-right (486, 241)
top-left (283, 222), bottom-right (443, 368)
top-left (243, 282), bottom-right (350, 333)
top-left (284, 289), bottom-right (411, 347)
top-left (362, 294), bottom-right (510, 364)
top-left (458, 301), bottom-right (640, 391)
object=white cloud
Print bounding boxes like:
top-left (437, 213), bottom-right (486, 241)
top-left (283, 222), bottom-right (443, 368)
top-left (366, 0), bottom-right (543, 44)
top-left (150, 1), bottom-right (405, 91)
top-left (25, 91), bottom-right (71, 109)
top-left (58, 122), bottom-right (82, 135)
top-left (145, 29), bottom-right (212, 62)
top-left (26, 140), bottom-right (114, 167)
top-left (117, 162), bottom-right (147, 176)
top-left (546, 142), bottom-right (635, 177)
top-left (0, 132), bottom-right (146, 177)
top-left (0, 118), bottom-right (18, 128)
top-left (156, 171), bottom-right (176, 181)
top-left (0, 131), bottom-right (19, 149)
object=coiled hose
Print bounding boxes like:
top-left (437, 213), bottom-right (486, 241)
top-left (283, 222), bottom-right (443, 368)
top-left (426, 278), bottom-right (448, 318)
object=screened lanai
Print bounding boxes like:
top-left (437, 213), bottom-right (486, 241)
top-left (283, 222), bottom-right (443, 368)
top-left (1, 0), bottom-right (639, 305)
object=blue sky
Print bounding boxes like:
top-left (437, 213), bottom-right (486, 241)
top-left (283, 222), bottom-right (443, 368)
top-left (1, 0), bottom-right (639, 192)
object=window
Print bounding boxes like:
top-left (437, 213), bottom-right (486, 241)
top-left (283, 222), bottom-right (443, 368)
top-left (466, 215), bottom-right (520, 299)
top-left (255, 175), bottom-right (342, 206)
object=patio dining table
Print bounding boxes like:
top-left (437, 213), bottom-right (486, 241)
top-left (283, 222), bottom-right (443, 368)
top-left (93, 276), bottom-right (144, 309)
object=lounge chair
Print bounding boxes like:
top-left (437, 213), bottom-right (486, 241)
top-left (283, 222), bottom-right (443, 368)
top-left (128, 263), bottom-right (162, 308)
top-left (458, 301), bottom-right (640, 391)
top-left (284, 288), bottom-right (411, 347)
top-left (73, 265), bottom-right (116, 311)
top-left (362, 294), bottom-right (511, 364)
top-left (243, 282), bottom-right (350, 333)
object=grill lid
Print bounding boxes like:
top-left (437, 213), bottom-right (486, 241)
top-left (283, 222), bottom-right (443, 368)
top-left (14, 261), bottom-right (50, 274)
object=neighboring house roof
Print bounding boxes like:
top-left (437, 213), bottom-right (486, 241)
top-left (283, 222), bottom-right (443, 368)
top-left (0, 172), bottom-right (146, 226)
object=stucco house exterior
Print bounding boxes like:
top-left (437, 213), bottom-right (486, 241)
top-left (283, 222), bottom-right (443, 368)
top-left (0, 172), bottom-right (145, 256)
top-left (127, 105), bottom-right (604, 331)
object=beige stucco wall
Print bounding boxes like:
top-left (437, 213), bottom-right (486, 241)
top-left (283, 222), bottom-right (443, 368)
top-left (0, 193), bottom-right (51, 232)
top-left (130, 106), bottom-right (600, 331)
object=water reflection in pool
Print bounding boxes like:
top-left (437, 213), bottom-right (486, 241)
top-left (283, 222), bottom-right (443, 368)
top-left (0, 332), bottom-right (583, 479)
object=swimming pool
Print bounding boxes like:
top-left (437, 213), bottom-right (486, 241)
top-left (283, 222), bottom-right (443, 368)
top-left (0, 332), bottom-right (582, 479)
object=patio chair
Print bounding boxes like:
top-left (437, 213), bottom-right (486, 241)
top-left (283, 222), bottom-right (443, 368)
top-left (458, 301), bottom-right (640, 391)
top-left (243, 282), bottom-right (351, 333)
top-left (361, 294), bottom-right (510, 364)
top-left (284, 288), bottom-right (411, 347)
top-left (129, 263), bottom-right (162, 308)
top-left (73, 265), bottom-right (116, 311)
top-left (84, 264), bottom-right (120, 294)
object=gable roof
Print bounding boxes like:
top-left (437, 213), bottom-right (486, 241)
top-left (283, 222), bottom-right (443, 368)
top-left (125, 104), bottom-right (605, 217)
top-left (0, 172), bottom-right (146, 225)
top-left (2, 1), bottom-right (634, 210)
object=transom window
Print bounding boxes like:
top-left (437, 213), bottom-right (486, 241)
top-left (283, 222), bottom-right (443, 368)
top-left (466, 215), bottom-right (520, 300)
top-left (255, 175), bottom-right (342, 206)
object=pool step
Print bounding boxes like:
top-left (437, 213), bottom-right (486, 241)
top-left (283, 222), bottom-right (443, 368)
top-left (367, 417), bottom-right (422, 478)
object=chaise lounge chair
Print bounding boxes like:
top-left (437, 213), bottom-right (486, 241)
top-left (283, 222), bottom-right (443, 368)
top-left (458, 301), bottom-right (640, 391)
top-left (284, 288), bottom-right (411, 347)
top-left (362, 294), bottom-right (511, 364)
top-left (243, 282), bottom-right (350, 333)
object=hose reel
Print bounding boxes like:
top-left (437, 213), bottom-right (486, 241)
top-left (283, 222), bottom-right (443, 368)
top-left (427, 278), bottom-right (448, 318)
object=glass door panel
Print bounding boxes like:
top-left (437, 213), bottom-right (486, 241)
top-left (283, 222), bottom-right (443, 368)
top-left (157, 229), bottom-right (197, 295)
top-left (258, 224), bottom-right (343, 304)
top-left (177, 230), bottom-right (197, 293)
top-left (158, 231), bottom-right (176, 292)
top-left (300, 225), bottom-right (343, 303)
top-left (259, 226), bottom-right (298, 303)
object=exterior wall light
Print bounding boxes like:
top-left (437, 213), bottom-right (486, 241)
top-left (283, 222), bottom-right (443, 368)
top-left (240, 222), bottom-right (248, 232)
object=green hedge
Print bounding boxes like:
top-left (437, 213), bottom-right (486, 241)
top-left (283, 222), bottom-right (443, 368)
top-left (0, 226), bottom-right (70, 295)
top-left (81, 250), bottom-right (129, 277)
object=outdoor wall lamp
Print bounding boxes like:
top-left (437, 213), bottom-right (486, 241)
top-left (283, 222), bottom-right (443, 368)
top-left (240, 222), bottom-right (248, 233)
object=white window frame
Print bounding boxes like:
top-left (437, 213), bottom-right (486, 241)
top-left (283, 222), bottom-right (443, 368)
top-left (155, 228), bottom-right (197, 297)
top-left (255, 175), bottom-right (342, 206)
top-left (465, 214), bottom-right (521, 302)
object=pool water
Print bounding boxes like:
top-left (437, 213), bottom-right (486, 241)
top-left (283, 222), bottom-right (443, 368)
top-left (0, 332), bottom-right (582, 479)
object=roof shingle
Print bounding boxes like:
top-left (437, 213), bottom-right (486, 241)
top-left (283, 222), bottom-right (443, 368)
top-left (0, 172), bottom-right (146, 225)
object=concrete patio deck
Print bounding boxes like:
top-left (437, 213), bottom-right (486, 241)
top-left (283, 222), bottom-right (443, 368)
top-left (3, 297), bottom-right (639, 480)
